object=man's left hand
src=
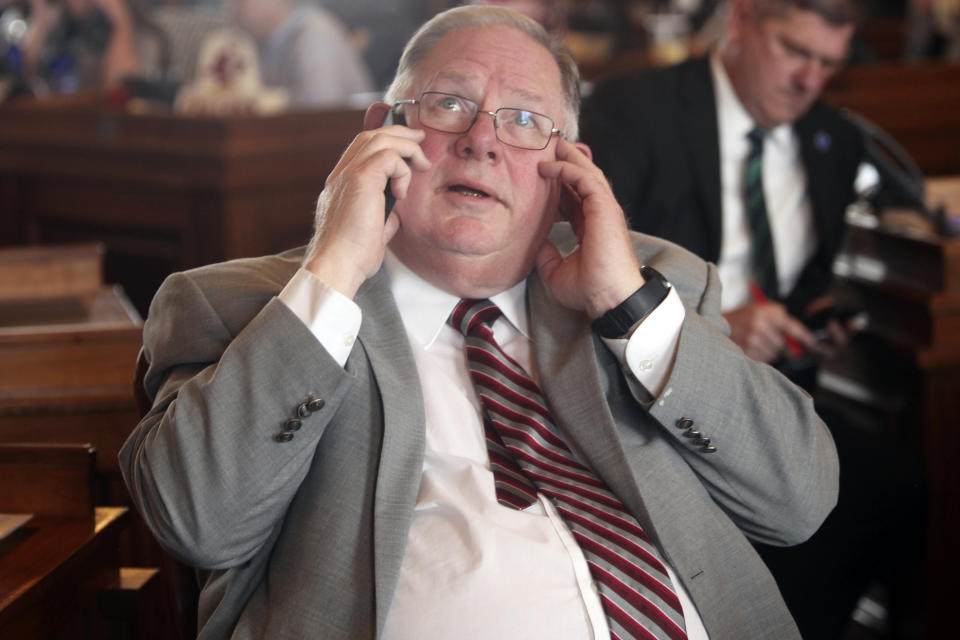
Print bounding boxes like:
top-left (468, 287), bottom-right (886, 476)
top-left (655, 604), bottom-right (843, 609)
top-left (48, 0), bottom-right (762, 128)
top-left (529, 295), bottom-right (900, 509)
top-left (535, 138), bottom-right (644, 318)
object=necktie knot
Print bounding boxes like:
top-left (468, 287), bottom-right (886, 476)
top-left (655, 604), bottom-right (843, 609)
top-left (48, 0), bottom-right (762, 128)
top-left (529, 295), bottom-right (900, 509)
top-left (747, 126), bottom-right (766, 152)
top-left (449, 298), bottom-right (502, 337)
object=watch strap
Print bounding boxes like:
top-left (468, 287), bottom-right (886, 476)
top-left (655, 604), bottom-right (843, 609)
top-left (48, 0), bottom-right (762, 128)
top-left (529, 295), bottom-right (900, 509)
top-left (592, 266), bottom-right (672, 339)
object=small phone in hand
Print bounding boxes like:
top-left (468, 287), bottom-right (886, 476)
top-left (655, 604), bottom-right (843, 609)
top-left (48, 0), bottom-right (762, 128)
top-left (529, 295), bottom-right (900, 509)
top-left (382, 107), bottom-right (407, 220)
top-left (804, 305), bottom-right (868, 341)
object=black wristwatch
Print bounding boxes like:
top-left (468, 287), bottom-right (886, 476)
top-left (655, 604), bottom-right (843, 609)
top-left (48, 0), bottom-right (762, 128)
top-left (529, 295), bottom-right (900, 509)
top-left (592, 266), bottom-right (672, 339)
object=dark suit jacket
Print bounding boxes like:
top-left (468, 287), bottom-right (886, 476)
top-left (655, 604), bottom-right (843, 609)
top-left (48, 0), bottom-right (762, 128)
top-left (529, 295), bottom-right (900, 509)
top-left (119, 226), bottom-right (838, 639)
top-left (581, 56), bottom-right (865, 317)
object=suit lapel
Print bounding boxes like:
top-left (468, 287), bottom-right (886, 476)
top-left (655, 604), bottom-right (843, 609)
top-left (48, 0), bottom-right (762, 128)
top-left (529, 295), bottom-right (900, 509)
top-left (527, 275), bottom-right (656, 534)
top-left (795, 106), bottom-right (838, 250)
top-left (353, 268), bottom-right (426, 638)
top-left (678, 58), bottom-right (724, 263)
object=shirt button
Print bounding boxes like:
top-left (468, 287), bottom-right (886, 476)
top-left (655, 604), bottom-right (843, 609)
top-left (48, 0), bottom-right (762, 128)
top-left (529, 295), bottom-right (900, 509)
top-left (591, 581), bottom-right (600, 594)
top-left (639, 359), bottom-right (653, 371)
top-left (343, 334), bottom-right (355, 347)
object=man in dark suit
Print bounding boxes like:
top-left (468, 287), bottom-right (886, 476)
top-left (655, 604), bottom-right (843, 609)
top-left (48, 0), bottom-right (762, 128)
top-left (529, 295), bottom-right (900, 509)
top-left (120, 6), bottom-right (839, 639)
top-left (582, 0), bottom-right (926, 637)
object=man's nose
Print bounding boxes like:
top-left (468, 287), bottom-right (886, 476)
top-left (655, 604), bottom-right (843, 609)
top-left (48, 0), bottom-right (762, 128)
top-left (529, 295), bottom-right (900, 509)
top-left (454, 111), bottom-right (501, 162)
top-left (792, 59), bottom-right (828, 94)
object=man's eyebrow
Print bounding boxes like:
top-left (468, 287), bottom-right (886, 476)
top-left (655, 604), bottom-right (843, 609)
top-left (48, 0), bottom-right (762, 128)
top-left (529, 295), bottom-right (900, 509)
top-left (778, 33), bottom-right (845, 67)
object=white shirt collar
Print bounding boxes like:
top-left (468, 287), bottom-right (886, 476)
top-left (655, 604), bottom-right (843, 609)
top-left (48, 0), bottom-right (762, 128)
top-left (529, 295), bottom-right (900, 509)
top-left (710, 52), bottom-right (793, 152)
top-left (383, 250), bottom-right (530, 349)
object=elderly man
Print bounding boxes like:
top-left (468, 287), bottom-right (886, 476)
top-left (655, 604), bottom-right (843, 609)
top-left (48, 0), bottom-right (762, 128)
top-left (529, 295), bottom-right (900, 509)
top-left (120, 7), bottom-right (837, 640)
top-left (582, 0), bottom-right (927, 636)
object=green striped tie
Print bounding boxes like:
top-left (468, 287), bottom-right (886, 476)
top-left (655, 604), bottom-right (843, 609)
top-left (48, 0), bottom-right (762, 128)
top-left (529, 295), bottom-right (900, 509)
top-left (745, 128), bottom-right (780, 301)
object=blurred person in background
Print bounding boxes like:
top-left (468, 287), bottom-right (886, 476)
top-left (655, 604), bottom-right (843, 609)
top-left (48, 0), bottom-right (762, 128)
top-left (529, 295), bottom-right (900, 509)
top-left (224, 0), bottom-right (373, 107)
top-left (582, 0), bottom-right (928, 636)
top-left (18, 0), bottom-right (146, 92)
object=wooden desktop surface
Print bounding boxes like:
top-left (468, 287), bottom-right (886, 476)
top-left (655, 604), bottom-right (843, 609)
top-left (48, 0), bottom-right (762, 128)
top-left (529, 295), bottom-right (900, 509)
top-left (0, 507), bottom-right (129, 638)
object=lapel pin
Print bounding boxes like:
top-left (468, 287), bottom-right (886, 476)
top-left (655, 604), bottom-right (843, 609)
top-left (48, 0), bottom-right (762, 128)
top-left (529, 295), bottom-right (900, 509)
top-left (814, 131), bottom-right (831, 152)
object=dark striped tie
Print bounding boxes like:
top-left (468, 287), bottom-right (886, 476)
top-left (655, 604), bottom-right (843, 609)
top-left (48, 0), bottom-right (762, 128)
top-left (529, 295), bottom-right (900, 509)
top-left (450, 299), bottom-right (688, 640)
top-left (745, 127), bottom-right (780, 301)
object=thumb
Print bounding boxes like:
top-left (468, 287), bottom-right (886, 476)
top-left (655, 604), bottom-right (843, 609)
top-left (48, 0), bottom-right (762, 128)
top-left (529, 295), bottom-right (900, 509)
top-left (534, 239), bottom-right (564, 283)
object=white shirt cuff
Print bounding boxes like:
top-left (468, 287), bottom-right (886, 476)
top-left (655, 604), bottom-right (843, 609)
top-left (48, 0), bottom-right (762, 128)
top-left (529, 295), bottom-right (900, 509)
top-left (600, 286), bottom-right (685, 399)
top-left (278, 268), bottom-right (361, 368)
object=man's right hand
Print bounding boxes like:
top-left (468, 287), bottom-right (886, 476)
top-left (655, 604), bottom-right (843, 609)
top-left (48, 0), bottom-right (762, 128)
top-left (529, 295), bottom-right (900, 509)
top-left (302, 119), bottom-right (430, 299)
top-left (723, 302), bottom-right (818, 363)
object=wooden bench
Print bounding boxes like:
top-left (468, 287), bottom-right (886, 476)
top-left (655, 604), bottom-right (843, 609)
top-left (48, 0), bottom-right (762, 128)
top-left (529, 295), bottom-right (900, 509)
top-left (0, 442), bottom-right (160, 639)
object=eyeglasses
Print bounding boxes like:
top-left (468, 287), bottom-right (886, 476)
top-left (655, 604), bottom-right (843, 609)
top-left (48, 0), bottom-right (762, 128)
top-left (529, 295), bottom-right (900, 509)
top-left (393, 91), bottom-right (566, 151)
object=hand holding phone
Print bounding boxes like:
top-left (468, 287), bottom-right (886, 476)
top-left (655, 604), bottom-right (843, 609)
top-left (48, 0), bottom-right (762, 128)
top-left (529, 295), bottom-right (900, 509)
top-left (804, 305), bottom-right (868, 342)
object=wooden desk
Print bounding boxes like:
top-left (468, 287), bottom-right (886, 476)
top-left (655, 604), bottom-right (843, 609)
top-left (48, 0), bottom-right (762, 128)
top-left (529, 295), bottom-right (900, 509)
top-left (824, 214), bottom-right (960, 636)
top-left (0, 247), bottom-right (183, 638)
top-left (0, 508), bottom-right (129, 639)
top-left (0, 95), bottom-right (365, 314)
top-left (0, 443), bottom-right (145, 639)
top-left (0, 279), bottom-right (143, 497)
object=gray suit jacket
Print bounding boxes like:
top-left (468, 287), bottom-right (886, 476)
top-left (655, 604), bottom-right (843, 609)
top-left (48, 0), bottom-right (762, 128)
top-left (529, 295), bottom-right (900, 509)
top-left (120, 225), bottom-right (838, 640)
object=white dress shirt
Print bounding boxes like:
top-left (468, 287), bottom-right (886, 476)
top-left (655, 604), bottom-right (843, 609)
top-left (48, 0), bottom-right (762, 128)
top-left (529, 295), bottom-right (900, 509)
top-left (279, 250), bottom-right (708, 639)
top-left (710, 54), bottom-right (817, 312)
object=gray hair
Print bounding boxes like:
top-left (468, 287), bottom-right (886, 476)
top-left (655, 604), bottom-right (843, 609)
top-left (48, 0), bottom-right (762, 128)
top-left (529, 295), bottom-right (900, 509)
top-left (384, 6), bottom-right (581, 140)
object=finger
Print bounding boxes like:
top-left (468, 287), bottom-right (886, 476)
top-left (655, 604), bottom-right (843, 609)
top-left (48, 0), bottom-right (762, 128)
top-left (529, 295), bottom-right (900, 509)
top-left (538, 159), bottom-right (609, 205)
top-left (780, 315), bottom-right (818, 350)
top-left (339, 128), bottom-right (429, 177)
top-left (534, 238), bottom-right (564, 282)
top-left (825, 319), bottom-right (849, 348)
top-left (558, 181), bottom-right (585, 236)
top-left (383, 209), bottom-right (401, 244)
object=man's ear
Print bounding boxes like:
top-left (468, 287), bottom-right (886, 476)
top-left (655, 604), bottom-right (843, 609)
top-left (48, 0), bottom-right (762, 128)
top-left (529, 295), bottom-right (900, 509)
top-left (364, 102), bottom-right (392, 130)
top-left (727, 0), bottom-right (751, 41)
top-left (574, 141), bottom-right (593, 161)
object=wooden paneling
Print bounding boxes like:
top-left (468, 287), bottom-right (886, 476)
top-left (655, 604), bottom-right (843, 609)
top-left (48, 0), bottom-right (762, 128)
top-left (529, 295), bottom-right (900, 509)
top-left (0, 95), bottom-right (364, 315)
top-left (0, 443), bottom-right (95, 518)
top-left (824, 62), bottom-right (960, 177)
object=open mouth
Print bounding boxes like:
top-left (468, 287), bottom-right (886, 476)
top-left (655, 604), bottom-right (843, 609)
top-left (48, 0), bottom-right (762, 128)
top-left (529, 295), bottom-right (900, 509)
top-left (448, 184), bottom-right (491, 198)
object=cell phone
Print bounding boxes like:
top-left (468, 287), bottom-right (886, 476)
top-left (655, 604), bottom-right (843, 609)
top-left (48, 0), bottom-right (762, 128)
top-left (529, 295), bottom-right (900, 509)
top-left (804, 305), bottom-right (868, 341)
top-left (382, 106), bottom-right (407, 220)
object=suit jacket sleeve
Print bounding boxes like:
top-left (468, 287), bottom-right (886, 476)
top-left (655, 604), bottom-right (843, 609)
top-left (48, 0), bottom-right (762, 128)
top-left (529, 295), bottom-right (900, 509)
top-left (640, 238), bottom-right (840, 546)
top-left (119, 261), bottom-right (356, 569)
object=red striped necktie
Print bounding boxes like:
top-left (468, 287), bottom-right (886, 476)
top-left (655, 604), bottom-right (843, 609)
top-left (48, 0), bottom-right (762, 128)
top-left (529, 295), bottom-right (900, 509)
top-left (449, 298), bottom-right (688, 640)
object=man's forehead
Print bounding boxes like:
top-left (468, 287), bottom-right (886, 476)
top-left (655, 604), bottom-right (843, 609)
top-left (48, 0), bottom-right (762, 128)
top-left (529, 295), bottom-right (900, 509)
top-left (411, 26), bottom-right (563, 107)
top-left (766, 7), bottom-right (854, 58)
top-left (426, 69), bottom-right (553, 106)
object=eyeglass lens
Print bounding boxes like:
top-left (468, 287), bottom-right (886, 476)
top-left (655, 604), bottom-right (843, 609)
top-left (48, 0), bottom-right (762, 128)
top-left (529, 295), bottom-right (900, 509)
top-left (416, 92), bottom-right (555, 150)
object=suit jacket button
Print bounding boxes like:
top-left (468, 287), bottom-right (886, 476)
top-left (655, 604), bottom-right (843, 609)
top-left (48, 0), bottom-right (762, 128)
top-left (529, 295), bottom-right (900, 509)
top-left (296, 402), bottom-right (311, 418)
top-left (275, 431), bottom-right (295, 443)
top-left (676, 417), bottom-right (694, 430)
top-left (307, 398), bottom-right (325, 412)
top-left (701, 444), bottom-right (717, 453)
top-left (693, 436), bottom-right (711, 446)
top-left (284, 418), bottom-right (302, 431)
top-left (683, 428), bottom-right (701, 438)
